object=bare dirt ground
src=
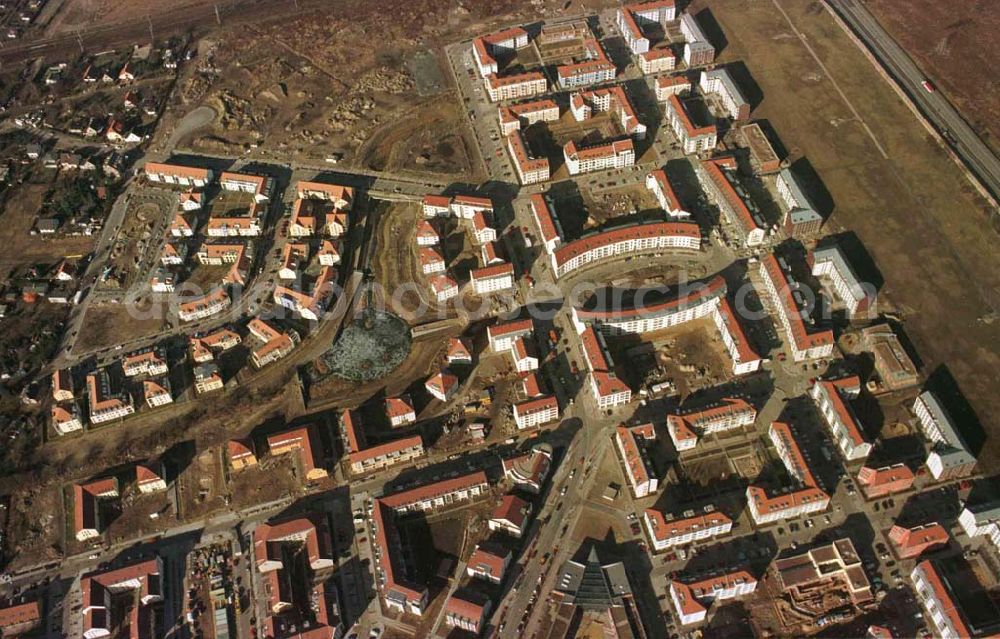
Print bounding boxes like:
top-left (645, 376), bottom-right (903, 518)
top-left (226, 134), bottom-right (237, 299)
top-left (867, 0), bottom-right (1000, 154)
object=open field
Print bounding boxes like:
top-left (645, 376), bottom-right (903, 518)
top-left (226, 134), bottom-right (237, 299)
top-left (692, 0), bottom-right (1000, 463)
top-left (75, 302), bottom-right (168, 352)
top-left (0, 182), bottom-right (96, 276)
top-left (867, 0), bottom-right (1000, 155)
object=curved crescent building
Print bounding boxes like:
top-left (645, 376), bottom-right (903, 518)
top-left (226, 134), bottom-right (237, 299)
top-left (570, 275), bottom-right (761, 375)
top-left (550, 221), bottom-right (700, 279)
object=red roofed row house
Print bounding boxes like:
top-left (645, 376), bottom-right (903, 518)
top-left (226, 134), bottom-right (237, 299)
top-left (470, 262), bottom-right (515, 295)
top-left (578, 325), bottom-right (631, 409)
top-left (374, 472), bottom-right (490, 615)
top-left (670, 569), bottom-right (757, 626)
top-left (668, 397), bottom-right (757, 452)
top-left (644, 508), bottom-right (733, 551)
top-left (144, 162), bottom-right (213, 187)
top-left (513, 395), bottom-right (559, 430)
top-left (80, 558), bottom-right (163, 639)
top-left (746, 422), bottom-right (829, 524)
top-left (615, 423), bottom-right (659, 497)
top-left (758, 253), bottom-right (835, 362)
top-left (551, 221), bottom-right (700, 279)
top-left (810, 377), bottom-right (872, 461)
top-left (341, 410), bottom-right (425, 475)
top-left (178, 287), bottom-right (231, 322)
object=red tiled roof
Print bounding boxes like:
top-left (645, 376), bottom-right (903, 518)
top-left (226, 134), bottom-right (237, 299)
top-left (348, 435), bottom-right (422, 465)
top-left (646, 508), bottom-right (732, 541)
top-left (913, 561), bottom-right (972, 638)
top-left (379, 471), bottom-right (488, 510)
top-left (0, 600), bottom-right (41, 629)
top-left (144, 162), bottom-right (209, 179)
top-left (553, 222), bottom-right (699, 269)
top-left (761, 253), bottom-right (834, 352)
top-left (491, 494), bottom-right (530, 528)
top-left (667, 94), bottom-right (716, 137)
top-left (530, 194), bottom-right (559, 243)
top-left (470, 262), bottom-right (514, 280)
top-left (575, 274), bottom-right (723, 322)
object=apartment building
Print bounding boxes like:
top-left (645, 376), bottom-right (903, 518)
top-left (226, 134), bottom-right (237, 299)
top-left (488, 494), bottom-right (532, 538)
top-left (485, 71), bottom-right (547, 103)
top-left (529, 193), bottom-right (563, 252)
top-left (667, 397), bottom-right (756, 451)
top-left (498, 99), bottom-right (560, 135)
top-left (266, 425), bottom-right (328, 482)
top-left (862, 323), bottom-right (919, 392)
top-left (670, 570), bottom-right (757, 626)
top-left (574, 280), bottom-right (721, 350)
top-left (143, 379), bottom-right (172, 408)
top-left (86, 368), bottom-right (135, 424)
top-left (349, 436), bottom-right (425, 475)
top-left (52, 403), bottom-right (83, 435)
top-left (416, 220), bottom-right (439, 246)
top-left (248, 319), bottom-right (300, 368)
top-left (144, 162), bottom-right (212, 187)
top-left (507, 128), bottom-right (550, 184)
top-left (888, 523), bottom-right (949, 559)
top-left (774, 539), bottom-right (872, 605)
top-left (646, 169), bottom-right (690, 218)
top-left (570, 85), bottom-right (646, 138)
top-left (758, 254), bottom-right (835, 362)
top-left (228, 439), bottom-right (257, 471)
top-left (80, 559), bottom-right (163, 639)
top-left (386, 394), bottom-right (416, 427)
top-left (502, 444), bottom-right (552, 493)
top-left (655, 75), bottom-right (692, 101)
top-left (699, 68), bottom-right (750, 120)
top-left (697, 157), bottom-right (766, 246)
top-left (910, 561), bottom-right (976, 639)
top-left (617, 1), bottom-right (676, 55)
top-left (857, 463), bottom-right (915, 499)
top-left (467, 544), bottom-right (511, 584)
top-left (579, 325), bottom-right (632, 408)
top-left (776, 166), bottom-right (822, 230)
top-left (810, 377), bottom-right (871, 461)
top-left (471, 211), bottom-right (497, 244)
top-left (557, 39), bottom-right (616, 88)
top-left (615, 423), bottom-right (659, 497)
top-left (193, 362), bottom-right (225, 394)
top-left (563, 138), bottom-right (635, 175)
top-left (472, 27), bottom-right (530, 76)
top-left (644, 508), bottom-right (733, 551)
top-left (445, 593), bottom-right (491, 635)
top-left (374, 472), bottom-right (490, 615)
top-left (426, 369), bottom-right (460, 401)
top-left (639, 48), bottom-right (676, 75)
top-left (665, 94), bottom-right (717, 154)
top-left (52, 368), bottom-right (74, 402)
top-left (746, 422), bottom-right (830, 524)
top-left (136, 462), bottom-right (167, 493)
top-left (122, 348), bottom-right (168, 377)
top-left (470, 262), bottom-right (515, 294)
top-left (812, 245), bottom-right (875, 317)
top-left (713, 297), bottom-right (763, 375)
top-left (508, 336), bottom-right (538, 372)
top-left (488, 319), bottom-right (533, 352)
top-left (178, 288), bottom-right (231, 322)
top-left (959, 503), bottom-right (1000, 555)
top-left (680, 12), bottom-right (715, 66)
top-left (430, 274), bottom-right (460, 302)
top-left (913, 391), bottom-right (976, 480)
top-left (551, 220), bottom-right (699, 278)
top-left (74, 477), bottom-right (119, 541)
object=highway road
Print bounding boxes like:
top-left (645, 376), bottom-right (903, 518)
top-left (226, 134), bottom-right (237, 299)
top-left (828, 0), bottom-right (1000, 205)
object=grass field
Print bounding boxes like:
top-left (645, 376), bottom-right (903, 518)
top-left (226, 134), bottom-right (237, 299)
top-left (691, 0), bottom-right (1000, 464)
